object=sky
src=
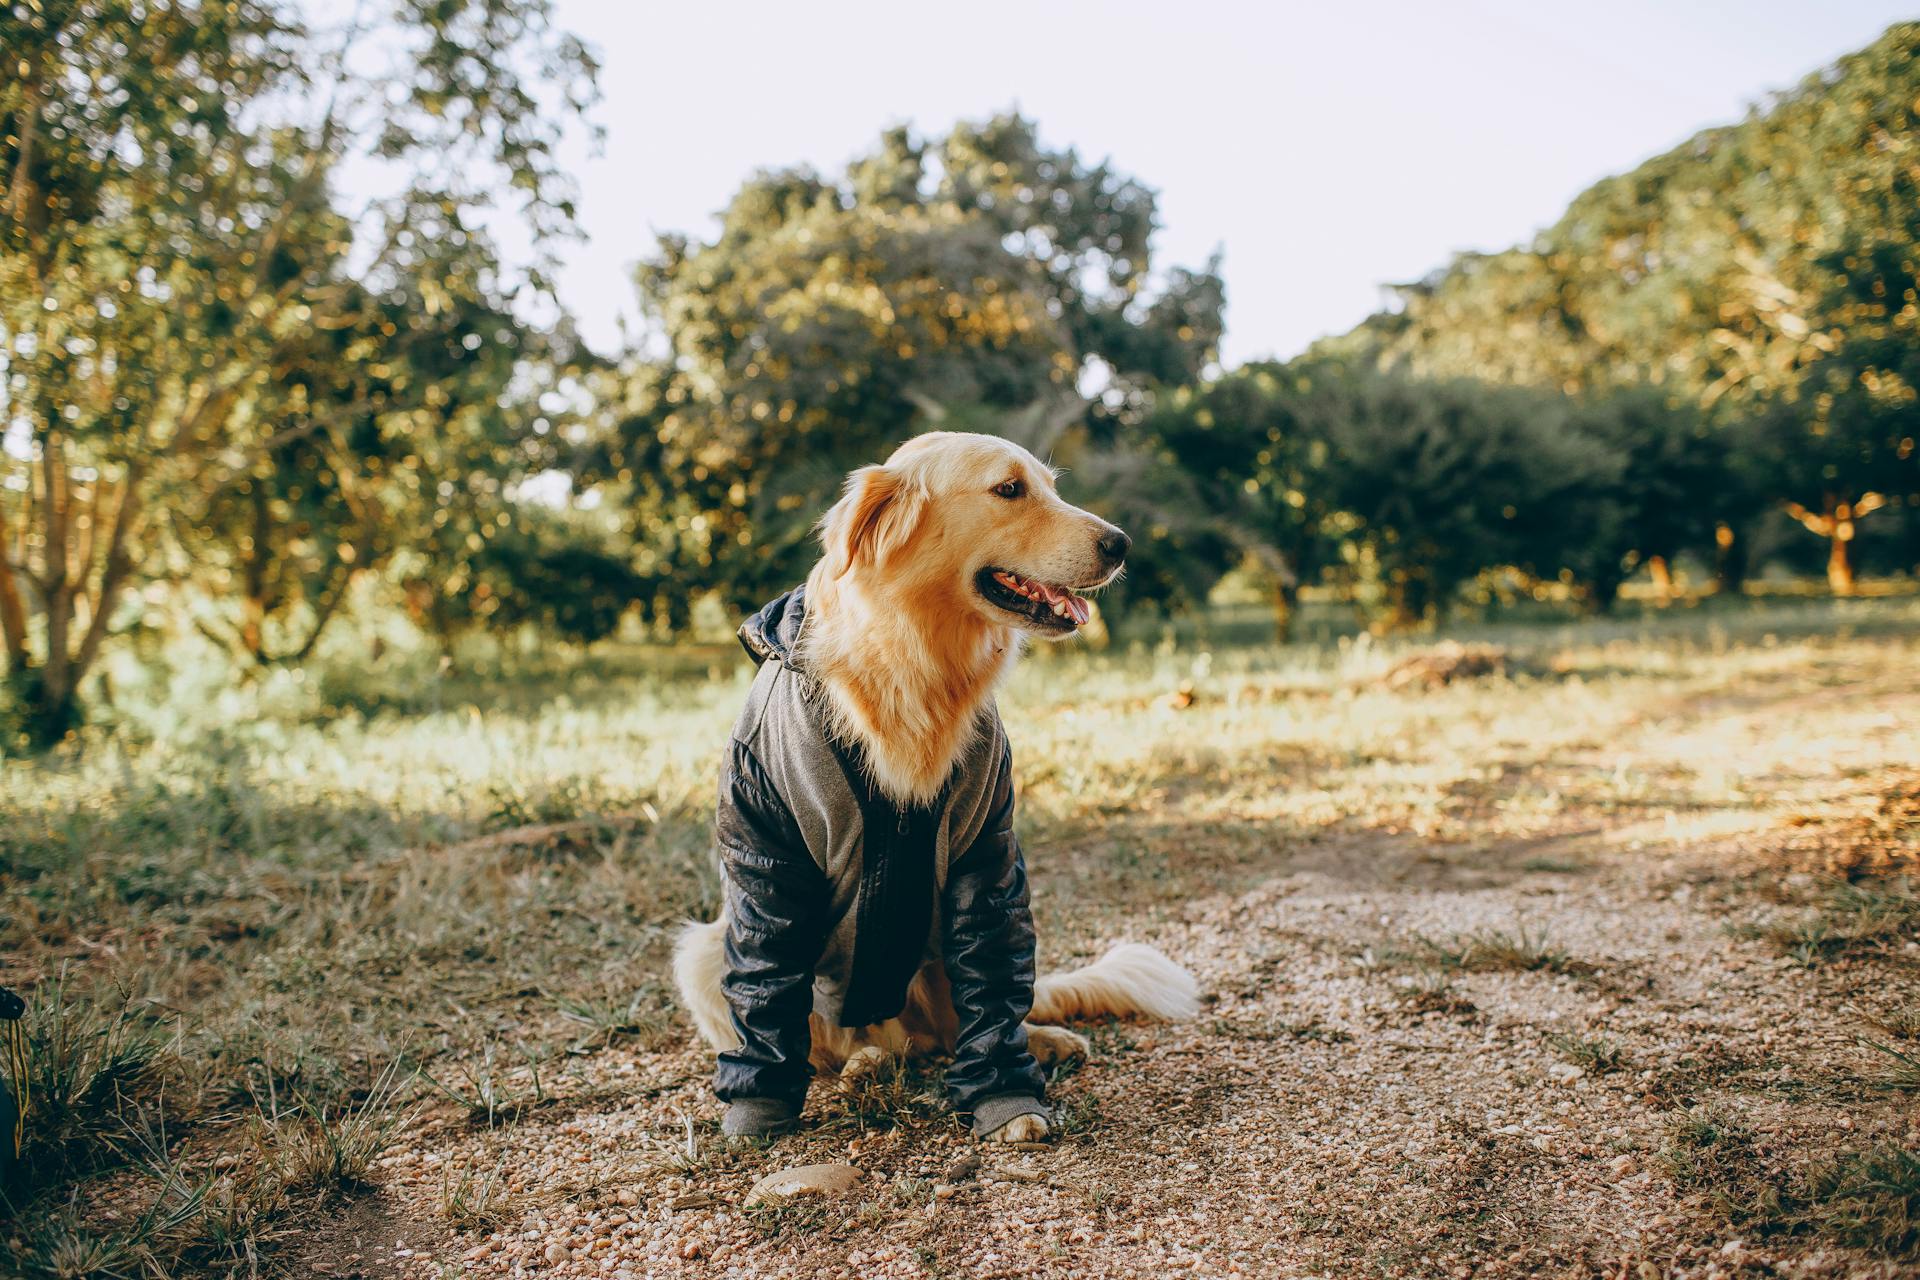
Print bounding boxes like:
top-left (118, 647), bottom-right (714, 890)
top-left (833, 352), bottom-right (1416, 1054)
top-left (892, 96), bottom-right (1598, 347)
top-left (525, 1), bottom-right (1915, 367)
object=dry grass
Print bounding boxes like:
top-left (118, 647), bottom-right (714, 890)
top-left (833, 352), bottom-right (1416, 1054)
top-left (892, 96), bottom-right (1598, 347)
top-left (4, 594), bottom-right (1920, 1273)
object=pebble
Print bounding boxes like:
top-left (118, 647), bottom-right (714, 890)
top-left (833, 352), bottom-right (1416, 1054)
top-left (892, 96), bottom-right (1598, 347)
top-left (743, 1162), bottom-right (864, 1206)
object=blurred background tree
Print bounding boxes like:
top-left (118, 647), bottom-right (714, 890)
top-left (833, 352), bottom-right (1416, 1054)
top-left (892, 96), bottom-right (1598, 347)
top-left (1, 0), bottom-right (598, 744)
top-left (1326, 22), bottom-right (1919, 592)
top-left (591, 113), bottom-right (1226, 614)
top-left (3, 10), bottom-right (1917, 752)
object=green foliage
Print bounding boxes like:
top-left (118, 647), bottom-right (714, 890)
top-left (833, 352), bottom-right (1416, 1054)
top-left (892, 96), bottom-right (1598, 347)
top-left (1139, 362), bottom-right (1737, 629)
top-left (1328, 22), bottom-right (1920, 585)
top-left (1, 0), bottom-right (601, 737)
top-left (591, 113), bottom-right (1225, 611)
top-left (1134, 362), bottom-right (1339, 630)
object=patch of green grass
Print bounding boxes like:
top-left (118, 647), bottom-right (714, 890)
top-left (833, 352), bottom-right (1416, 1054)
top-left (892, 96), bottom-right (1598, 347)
top-left (556, 983), bottom-right (672, 1052)
top-left (743, 1197), bottom-right (837, 1238)
top-left (1748, 878), bottom-right (1920, 966)
top-left (270, 1056), bottom-right (412, 1197)
top-left (1659, 1104), bottom-right (1786, 1226)
top-left (1398, 974), bottom-right (1480, 1018)
top-left (1082, 1018), bottom-right (1139, 1056)
top-left (1208, 1013), bottom-right (1356, 1043)
top-left (1281, 1017), bottom-right (1356, 1043)
top-left (1395, 923), bottom-right (1595, 976)
top-left (1860, 1038), bottom-right (1920, 1091)
top-left (1799, 1143), bottom-right (1920, 1255)
top-left (891, 1175), bottom-right (937, 1207)
top-left (1544, 1028), bottom-right (1628, 1073)
top-left (420, 1041), bottom-right (551, 1128)
top-left (1054, 1093), bottom-right (1103, 1139)
top-left (439, 1148), bottom-right (512, 1229)
top-left (1660, 1104), bottom-right (1920, 1258)
top-left (1519, 856), bottom-right (1588, 874)
top-left (6, 980), bottom-right (170, 1205)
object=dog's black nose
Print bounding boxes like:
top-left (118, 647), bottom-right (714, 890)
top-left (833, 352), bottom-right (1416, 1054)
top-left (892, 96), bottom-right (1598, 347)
top-left (1098, 527), bottom-right (1131, 565)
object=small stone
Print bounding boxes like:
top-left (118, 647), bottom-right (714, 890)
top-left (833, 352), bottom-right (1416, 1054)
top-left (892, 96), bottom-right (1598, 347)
top-left (1611, 1154), bottom-right (1639, 1178)
top-left (614, 1188), bottom-right (639, 1207)
top-left (743, 1162), bottom-right (864, 1206)
top-left (543, 1241), bottom-right (571, 1265)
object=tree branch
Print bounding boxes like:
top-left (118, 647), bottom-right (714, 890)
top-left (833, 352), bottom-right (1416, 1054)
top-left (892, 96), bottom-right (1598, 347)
top-left (5, 86), bottom-right (39, 227)
top-left (1781, 501), bottom-right (1834, 537)
top-left (0, 519), bottom-right (29, 670)
top-left (70, 460), bottom-right (145, 684)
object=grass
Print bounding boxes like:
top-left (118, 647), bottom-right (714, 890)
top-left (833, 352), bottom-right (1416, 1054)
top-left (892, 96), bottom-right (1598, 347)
top-left (4, 594), bottom-right (1920, 1267)
top-left (1859, 1038), bottom-right (1920, 1091)
top-left (438, 1148), bottom-right (512, 1230)
top-left (742, 1197), bottom-right (838, 1238)
top-left (7, 979), bottom-right (170, 1201)
top-left (1392, 923), bottom-right (1594, 977)
top-left (1747, 878), bottom-right (1920, 966)
top-left (1800, 1144), bottom-right (1920, 1255)
top-left (1660, 1104), bottom-right (1920, 1255)
top-left (1543, 1028), bottom-right (1628, 1074)
top-left (1659, 1104), bottom-right (1786, 1226)
top-left (420, 1041), bottom-right (552, 1127)
top-left (819, 1058), bottom-right (950, 1138)
top-left (1865, 1004), bottom-right (1920, 1040)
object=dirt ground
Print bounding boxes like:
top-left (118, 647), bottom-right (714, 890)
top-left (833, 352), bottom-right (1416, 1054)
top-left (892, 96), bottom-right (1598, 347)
top-left (259, 635), bottom-right (1920, 1280)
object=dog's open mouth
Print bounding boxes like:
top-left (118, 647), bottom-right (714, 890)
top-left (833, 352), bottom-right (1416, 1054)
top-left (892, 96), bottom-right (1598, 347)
top-left (976, 567), bottom-right (1092, 630)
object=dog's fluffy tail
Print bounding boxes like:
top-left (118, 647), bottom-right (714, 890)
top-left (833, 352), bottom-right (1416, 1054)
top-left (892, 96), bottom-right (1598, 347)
top-left (672, 918), bottom-right (739, 1051)
top-left (1029, 943), bottom-right (1200, 1024)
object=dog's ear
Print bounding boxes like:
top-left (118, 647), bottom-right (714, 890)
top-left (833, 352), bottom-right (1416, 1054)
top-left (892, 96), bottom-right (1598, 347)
top-left (820, 464), bottom-right (923, 575)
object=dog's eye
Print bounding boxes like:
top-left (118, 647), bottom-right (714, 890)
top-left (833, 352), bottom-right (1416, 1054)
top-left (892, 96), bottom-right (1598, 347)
top-left (993, 478), bottom-right (1025, 500)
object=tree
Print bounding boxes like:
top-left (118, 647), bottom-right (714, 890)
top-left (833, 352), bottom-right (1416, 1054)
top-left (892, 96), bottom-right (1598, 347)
top-left (607, 113), bottom-right (1224, 614)
top-left (1138, 362), bottom-right (1345, 638)
top-left (1539, 390), bottom-right (1733, 611)
top-left (1758, 228), bottom-right (1920, 592)
top-left (1323, 22), bottom-right (1920, 588)
top-left (1309, 374), bottom-right (1603, 629)
top-left (0, 0), bottom-right (598, 746)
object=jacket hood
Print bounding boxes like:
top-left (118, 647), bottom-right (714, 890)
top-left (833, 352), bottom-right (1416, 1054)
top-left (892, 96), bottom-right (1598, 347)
top-left (738, 585), bottom-right (809, 668)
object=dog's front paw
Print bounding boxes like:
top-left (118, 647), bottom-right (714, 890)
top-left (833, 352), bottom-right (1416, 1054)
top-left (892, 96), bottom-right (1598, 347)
top-left (837, 1044), bottom-right (895, 1090)
top-left (981, 1111), bottom-right (1050, 1143)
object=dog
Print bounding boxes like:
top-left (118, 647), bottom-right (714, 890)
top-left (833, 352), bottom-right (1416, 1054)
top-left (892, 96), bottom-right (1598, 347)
top-left (674, 431), bottom-right (1198, 1143)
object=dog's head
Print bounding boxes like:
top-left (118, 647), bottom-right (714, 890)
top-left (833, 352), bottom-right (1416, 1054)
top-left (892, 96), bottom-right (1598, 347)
top-left (817, 431), bottom-right (1129, 639)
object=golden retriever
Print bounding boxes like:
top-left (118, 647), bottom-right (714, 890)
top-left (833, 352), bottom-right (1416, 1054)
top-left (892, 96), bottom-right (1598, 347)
top-left (675, 431), bottom-right (1198, 1142)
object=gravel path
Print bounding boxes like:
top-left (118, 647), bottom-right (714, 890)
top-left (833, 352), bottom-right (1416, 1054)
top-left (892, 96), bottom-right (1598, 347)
top-left (344, 663), bottom-right (1918, 1280)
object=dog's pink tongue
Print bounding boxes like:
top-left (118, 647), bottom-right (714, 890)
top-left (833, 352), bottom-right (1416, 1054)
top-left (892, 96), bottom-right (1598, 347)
top-left (1067, 596), bottom-right (1091, 625)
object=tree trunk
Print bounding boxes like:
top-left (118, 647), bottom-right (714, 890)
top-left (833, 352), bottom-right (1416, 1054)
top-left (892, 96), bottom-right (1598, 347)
top-left (1646, 555), bottom-right (1672, 599)
top-left (1581, 575), bottom-right (1622, 615)
top-left (1378, 573), bottom-right (1434, 633)
top-left (1272, 579), bottom-right (1298, 644)
top-left (0, 532), bottom-right (28, 673)
top-left (240, 483), bottom-right (270, 662)
top-left (1828, 525), bottom-right (1856, 596)
top-left (39, 429), bottom-right (73, 712)
top-left (1784, 494), bottom-right (1882, 598)
top-left (1713, 523), bottom-right (1748, 595)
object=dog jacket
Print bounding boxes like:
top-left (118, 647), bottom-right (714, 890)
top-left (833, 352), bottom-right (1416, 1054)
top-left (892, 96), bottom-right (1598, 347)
top-left (712, 585), bottom-right (1048, 1134)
